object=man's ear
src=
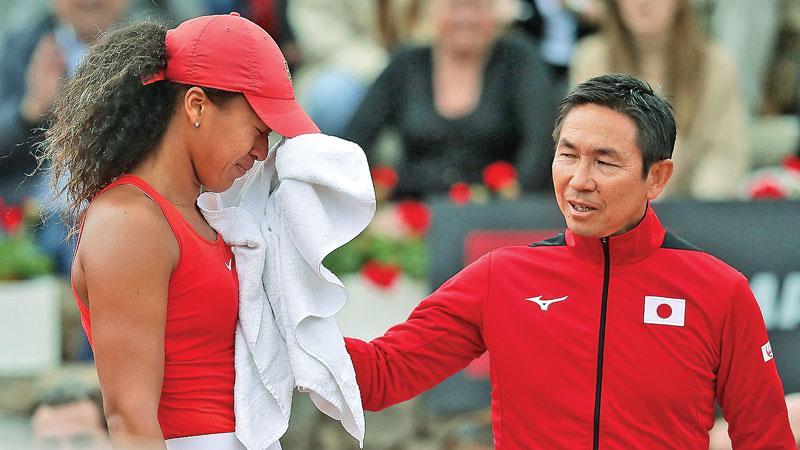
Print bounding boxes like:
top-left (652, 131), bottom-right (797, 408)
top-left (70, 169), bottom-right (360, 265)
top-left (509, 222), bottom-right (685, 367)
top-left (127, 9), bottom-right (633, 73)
top-left (645, 159), bottom-right (674, 201)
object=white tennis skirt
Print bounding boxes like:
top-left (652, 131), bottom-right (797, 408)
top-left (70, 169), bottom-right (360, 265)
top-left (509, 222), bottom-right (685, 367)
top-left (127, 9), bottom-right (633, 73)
top-left (166, 432), bottom-right (246, 450)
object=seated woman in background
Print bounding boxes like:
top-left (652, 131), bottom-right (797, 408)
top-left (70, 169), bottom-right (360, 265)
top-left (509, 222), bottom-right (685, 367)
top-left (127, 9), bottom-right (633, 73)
top-left (344, 0), bottom-right (556, 199)
top-left (570, 0), bottom-right (748, 199)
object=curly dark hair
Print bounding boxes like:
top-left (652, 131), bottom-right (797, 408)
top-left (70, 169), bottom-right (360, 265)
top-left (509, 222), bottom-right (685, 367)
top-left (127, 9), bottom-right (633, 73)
top-left (38, 20), bottom-right (238, 236)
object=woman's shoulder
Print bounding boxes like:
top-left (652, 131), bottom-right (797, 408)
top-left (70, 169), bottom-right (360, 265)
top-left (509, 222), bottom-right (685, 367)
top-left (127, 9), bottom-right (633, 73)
top-left (489, 34), bottom-right (546, 74)
top-left (85, 183), bottom-right (163, 221)
top-left (375, 44), bottom-right (432, 82)
top-left (79, 184), bottom-right (178, 264)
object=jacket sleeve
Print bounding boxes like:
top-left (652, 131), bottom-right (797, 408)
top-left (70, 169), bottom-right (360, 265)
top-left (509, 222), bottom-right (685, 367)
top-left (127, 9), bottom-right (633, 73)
top-left (716, 275), bottom-right (796, 449)
top-left (345, 253), bottom-right (491, 411)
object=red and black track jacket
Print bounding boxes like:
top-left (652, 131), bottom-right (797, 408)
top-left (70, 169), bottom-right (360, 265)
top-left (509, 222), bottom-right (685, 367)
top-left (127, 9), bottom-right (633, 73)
top-left (346, 207), bottom-right (796, 449)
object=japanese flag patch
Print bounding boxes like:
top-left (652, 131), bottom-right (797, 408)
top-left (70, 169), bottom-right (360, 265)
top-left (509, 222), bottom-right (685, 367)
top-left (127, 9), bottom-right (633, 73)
top-left (644, 296), bottom-right (685, 327)
top-left (761, 341), bottom-right (774, 362)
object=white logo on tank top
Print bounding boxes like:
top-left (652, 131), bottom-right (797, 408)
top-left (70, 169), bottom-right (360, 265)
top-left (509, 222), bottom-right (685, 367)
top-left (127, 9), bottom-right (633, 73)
top-left (225, 259), bottom-right (232, 271)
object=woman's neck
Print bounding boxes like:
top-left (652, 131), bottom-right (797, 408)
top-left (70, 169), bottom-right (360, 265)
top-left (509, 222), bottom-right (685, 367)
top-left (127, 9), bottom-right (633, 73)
top-left (432, 44), bottom-right (487, 119)
top-left (434, 43), bottom-right (486, 68)
top-left (131, 130), bottom-right (202, 209)
top-left (633, 30), bottom-right (670, 58)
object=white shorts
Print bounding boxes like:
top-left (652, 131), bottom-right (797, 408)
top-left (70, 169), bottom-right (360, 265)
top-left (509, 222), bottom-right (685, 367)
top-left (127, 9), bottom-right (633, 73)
top-left (165, 432), bottom-right (246, 450)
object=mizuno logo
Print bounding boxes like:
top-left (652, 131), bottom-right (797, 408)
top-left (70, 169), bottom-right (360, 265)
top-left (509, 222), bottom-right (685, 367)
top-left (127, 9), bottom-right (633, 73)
top-left (526, 295), bottom-right (568, 311)
top-left (225, 259), bottom-right (232, 271)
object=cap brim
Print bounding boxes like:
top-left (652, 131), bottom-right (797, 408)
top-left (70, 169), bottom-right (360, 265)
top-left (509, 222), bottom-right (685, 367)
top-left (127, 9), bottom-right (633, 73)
top-left (244, 93), bottom-right (319, 138)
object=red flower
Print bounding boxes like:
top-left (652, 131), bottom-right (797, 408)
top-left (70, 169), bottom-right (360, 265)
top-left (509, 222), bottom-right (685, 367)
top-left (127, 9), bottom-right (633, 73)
top-left (749, 178), bottom-right (786, 199)
top-left (371, 165), bottom-right (399, 191)
top-left (483, 161), bottom-right (517, 192)
top-left (1, 205), bottom-right (24, 234)
top-left (396, 200), bottom-right (432, 237)
top-left (784, 155), bottom-right (800, 174)
top-left (360, 260), bottom-right (401, 289)
top-left (449, 182), bottom-right (472, 204)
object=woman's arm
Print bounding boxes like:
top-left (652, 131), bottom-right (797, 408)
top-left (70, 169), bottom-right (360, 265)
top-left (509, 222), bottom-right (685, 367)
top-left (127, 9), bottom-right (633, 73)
top-left (345, 253), bottom-right (491, 411)
top-left (78, 189), bottom-right (178, 449)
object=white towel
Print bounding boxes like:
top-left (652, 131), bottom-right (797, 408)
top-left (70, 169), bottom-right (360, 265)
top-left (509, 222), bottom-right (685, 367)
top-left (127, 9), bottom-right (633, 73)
top-left (197, 133), bottom-right (374, 450)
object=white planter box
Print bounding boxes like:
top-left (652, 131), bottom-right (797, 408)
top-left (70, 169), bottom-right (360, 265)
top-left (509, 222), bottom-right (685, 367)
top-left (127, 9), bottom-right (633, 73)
top-left (0, 276), bottom-right (62, 375)
top-left (336, 274), bottom-right (429, 341)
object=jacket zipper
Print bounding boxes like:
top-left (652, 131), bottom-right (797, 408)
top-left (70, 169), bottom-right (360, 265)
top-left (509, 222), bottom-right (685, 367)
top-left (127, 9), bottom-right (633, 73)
top-left (593, 237), bottom-right (611, 450)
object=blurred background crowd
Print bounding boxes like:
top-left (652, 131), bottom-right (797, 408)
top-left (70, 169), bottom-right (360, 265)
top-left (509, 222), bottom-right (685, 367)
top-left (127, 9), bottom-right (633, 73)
top-left (1, 0), bottom-right (799, 449)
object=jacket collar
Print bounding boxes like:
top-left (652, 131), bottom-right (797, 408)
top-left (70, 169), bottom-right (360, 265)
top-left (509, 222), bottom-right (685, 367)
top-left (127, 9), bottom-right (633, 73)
top-left (564, 206), bottom-right (665, 266)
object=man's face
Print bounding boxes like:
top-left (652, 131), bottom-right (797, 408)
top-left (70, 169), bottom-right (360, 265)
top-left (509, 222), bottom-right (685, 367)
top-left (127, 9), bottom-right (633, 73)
top-left (31, 400), bottom-right (111, 450)
top-left (552, 104), bottom-right (671, 238)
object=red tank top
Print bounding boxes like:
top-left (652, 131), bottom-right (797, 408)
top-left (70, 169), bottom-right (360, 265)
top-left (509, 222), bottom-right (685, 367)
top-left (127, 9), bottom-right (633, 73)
top-left (72, 174), bottom-right (238, 439)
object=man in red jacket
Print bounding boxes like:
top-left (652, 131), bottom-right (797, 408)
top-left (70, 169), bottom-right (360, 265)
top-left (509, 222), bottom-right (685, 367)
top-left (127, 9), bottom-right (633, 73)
top-left (345, 74), bottom-right (797, 449)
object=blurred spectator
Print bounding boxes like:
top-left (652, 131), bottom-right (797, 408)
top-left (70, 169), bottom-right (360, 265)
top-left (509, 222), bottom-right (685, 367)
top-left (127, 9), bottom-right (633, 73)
top-left (289, 0), bottom-right (388, 135)
top-left (376, 0), bottom-right (432, 50)
top-left (761, 0), bottom-right (800, 116)
top-left (30, 380), bottom-right (110, 450)
top-left (0, 0), bottom-right (45, 50)
top-left (345, 0), bottom-right (556, 199)
top-left (511, 0), bottom-right (602, 90)
top-left (0, 0), bottom-right (128, 274)
top-left (708, 0), bottom-right (780, 116)
top-left (570, 0), bottom-right (748, 199)
top-left (0, 0), bottom-right (198, 204)
top-left (0, 0), bottom-right (190, 273)
top-left (290, 0), bottom-right (433, 136)
top-left (0, 0), bottom-right (128, 202)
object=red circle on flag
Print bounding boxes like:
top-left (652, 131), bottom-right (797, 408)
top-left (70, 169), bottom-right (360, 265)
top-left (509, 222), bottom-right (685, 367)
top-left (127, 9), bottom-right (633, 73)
top-left (657, 303), bottom-right (672, 319)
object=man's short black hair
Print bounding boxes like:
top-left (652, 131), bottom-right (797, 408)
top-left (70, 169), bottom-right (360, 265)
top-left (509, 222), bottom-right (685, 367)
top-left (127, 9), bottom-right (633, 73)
top-left (552, 74), bottom-right (677, 177)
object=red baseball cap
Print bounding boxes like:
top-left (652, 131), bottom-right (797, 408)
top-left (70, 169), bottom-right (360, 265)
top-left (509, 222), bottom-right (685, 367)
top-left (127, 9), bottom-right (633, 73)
top-left (143, 12), bottom-right (319, 137)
